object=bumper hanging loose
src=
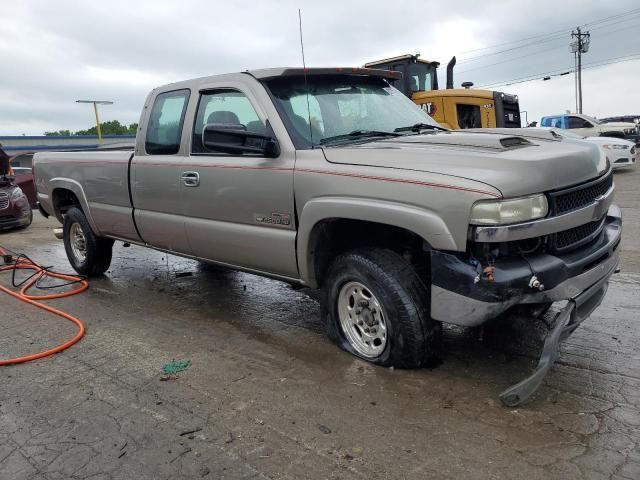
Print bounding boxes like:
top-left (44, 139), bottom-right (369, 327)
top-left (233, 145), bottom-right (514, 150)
top-left (429, 205), bottom-right (622, 406)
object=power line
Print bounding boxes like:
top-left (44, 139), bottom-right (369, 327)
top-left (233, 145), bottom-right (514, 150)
top-left (477, 53), bottom-right (640, 89)
top-left (458, 19), bottom-right (639, 74)
top-left (457, 6), bottom-right (640, 59)
top-left (459, 34), bottom-right (567, 63)
top-left (457, 44), bottom-right (564, 74)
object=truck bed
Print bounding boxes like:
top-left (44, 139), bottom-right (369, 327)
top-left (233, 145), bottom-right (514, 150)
top-left (34, 150), bottom-right (140, 241)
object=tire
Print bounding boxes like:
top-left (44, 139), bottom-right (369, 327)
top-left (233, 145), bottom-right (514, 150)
top-left (63, 207), bottom-right (114, 276)
top-left (322, 248), bottom-right (440, 368)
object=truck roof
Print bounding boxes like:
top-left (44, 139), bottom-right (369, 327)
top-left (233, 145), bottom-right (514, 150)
top-left (153, 67), bottom-right (402, 93)
top-left (364, 54), bottom-right (439, 67)
top-left (248, 67), bottom-right (401, 80)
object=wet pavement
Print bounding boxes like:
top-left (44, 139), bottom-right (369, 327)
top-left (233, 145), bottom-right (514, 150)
top-left (1, 167), bottom-right (639, 479)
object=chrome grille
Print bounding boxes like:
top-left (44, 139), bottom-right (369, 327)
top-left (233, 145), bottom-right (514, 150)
top-left (549, 172), bottom-right (613, 215)
top-left (0, 193), bottom-right (8, 210)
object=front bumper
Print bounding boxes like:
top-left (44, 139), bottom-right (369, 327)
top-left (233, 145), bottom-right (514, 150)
top-left (431, 205), bottom-right (621, 406)
top-left (431, 205), bottom-right (622, 327)
top-left (0, 212), bottom-right (31, 231)
top-left (0, 199), bottom-right (32, 231)
top-left (498, 272), bottom-right (610, 406)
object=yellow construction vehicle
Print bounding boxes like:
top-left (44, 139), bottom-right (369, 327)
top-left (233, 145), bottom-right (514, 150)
top-left (364, 54), bottom-right (521, 130)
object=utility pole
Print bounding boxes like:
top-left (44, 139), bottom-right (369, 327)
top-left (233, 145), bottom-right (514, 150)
top-left (75, 100), bottom-right (114, 144)
top-left (570, 27), bottom-right (590, 114)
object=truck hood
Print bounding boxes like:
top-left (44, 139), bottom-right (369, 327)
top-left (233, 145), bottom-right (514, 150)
top-left (322, 129), bottom-right (608, 197)
top-left (599, 121), bottom-right (638, 128)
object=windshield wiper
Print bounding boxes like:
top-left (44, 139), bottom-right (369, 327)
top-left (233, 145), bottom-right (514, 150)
top-left (319, 130), bottom-right (402, 145)
top-left (394, 123), bottom-right (449, 133)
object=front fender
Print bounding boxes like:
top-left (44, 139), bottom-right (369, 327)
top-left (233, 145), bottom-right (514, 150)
top-left (297, 196), bottom-right (458, 287)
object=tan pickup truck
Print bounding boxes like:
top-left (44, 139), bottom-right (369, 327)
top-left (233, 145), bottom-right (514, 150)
top-left (34, 68), bottom-right (621, 405)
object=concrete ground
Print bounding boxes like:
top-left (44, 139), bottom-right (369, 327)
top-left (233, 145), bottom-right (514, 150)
top-left (1, 167), bottom-right (639, 480)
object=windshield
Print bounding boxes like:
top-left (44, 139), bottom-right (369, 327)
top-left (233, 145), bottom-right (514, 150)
top-left (407, 62), bottom-right (437, 92)
top-left (265, 75), bottom-right (441, 148)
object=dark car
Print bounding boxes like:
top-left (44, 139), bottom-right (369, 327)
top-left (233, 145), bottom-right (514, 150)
top-left (11, 167), bottom-right (37, 208)
top-left (0, 175), bottom-right (33, 231)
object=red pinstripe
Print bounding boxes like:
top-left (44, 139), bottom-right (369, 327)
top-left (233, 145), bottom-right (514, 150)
top-left (45, 160), bottom-right (500, 197)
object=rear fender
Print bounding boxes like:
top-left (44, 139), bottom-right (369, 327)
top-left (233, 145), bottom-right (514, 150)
top-left (49, 178), bottom-right (101, 235)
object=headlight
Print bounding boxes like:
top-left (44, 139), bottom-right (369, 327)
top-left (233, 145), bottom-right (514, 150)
top-left (602, 144), bottom-right (629, 150)
top-left (9, 187), bottom-right (25, 201)
top-left (470, 194), bottom-right (548, 225)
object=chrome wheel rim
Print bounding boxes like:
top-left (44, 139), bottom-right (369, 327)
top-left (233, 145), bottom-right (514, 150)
top-left (337, 281), bottom-right (387, 358)
top-left (69, 223), bottom-right (87, 262)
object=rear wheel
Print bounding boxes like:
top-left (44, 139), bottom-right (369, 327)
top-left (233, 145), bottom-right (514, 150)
top-left (322, 249), bottom-right (440, 368)
top-left (63, 207), bottom-right (113, 276)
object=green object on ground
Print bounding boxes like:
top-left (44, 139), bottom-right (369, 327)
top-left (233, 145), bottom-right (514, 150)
top-left (162, 359), bottom-right (192, 375)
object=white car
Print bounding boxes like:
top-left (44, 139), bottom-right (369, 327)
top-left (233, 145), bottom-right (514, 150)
top-left (542, 128), bottom-right (637, 170)
top-left (540, 113), bottom-right (639, 142)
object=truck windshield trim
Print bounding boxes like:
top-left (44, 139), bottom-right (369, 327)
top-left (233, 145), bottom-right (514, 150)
top-left (263, 75), bottom-right (440, 150)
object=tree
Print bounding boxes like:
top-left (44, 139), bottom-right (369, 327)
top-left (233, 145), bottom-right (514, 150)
top-left (44, 130), bottom-right (72, 136)
top-left (75, 120), bottom-right (138, 136)
top-left (43, 122), bottom-right (138, 136)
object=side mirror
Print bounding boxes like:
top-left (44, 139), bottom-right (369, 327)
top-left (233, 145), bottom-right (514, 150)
top-left (202, 123), bottom-right (280, 157)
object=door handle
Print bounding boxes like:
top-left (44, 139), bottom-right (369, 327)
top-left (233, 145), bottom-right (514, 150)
top-left (181, 171), bottom-right (200, 187)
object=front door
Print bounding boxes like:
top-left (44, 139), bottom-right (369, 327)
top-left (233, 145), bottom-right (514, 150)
top-left (183, 88), bottom-right (298, 278)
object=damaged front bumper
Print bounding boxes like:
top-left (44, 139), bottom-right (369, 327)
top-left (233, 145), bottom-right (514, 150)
top-left (429, 205), bottom-right (621, 405)
top-left (431, 205), bottom-right (621, 327)
top-left (498, 272), bottom-right (610, 406)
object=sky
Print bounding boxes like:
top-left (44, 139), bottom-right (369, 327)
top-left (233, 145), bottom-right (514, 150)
top-left (1, 0), bottom-right (639, 135)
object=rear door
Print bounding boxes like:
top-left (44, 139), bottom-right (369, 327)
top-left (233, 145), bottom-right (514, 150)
top-left (131, 89), bottom-right (193, 253)
top-left (183, 86), bottom-right (298, 277)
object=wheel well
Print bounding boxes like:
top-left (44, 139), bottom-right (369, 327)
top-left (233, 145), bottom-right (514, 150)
top-left (51, 188), bottom-right (81, 221)
top-left (309, 219), bottom-right (430, 287)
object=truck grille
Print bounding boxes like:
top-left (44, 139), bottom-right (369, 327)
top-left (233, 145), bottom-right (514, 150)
top-left (550, 217), bottom-right (606, 253)
top-left (549, 172), bottom-right (613, 215)
top-left (0, 193), bottom-right (8, 210)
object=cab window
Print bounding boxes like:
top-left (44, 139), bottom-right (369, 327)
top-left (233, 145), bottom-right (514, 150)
top-left (568, 116), bottom-right (592, 129)
top-left (192, 90), bottom-right (264, 153)
top-left (145, 89), bottom-right (190, 155)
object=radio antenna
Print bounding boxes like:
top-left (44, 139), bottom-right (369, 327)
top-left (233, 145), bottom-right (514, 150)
top-left (298, 8), bottom-right (314, 147)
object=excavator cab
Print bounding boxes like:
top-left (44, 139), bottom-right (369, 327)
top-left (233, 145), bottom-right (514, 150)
top-left (365, 54), bottom-right (521, 130)
top-left (364, 54), bottom-right (440, 96)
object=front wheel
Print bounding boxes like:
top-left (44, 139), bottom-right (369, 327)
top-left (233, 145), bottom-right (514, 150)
top-left (63, 207), bottom-right (114, 276)
top-left (322, 249), bottom-right (440, 368)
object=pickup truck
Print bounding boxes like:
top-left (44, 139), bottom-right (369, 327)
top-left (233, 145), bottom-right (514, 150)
top-left (540, 113), bottom-right (639, 144)
top-left (34, 68), bottom-right (621, 405)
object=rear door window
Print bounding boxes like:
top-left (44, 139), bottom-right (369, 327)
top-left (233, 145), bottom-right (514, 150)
top-left (145, 89), bottom-right (190, 155)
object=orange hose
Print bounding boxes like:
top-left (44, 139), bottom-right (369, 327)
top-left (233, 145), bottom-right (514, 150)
top-left (0, 247), bottom-right (88, 366)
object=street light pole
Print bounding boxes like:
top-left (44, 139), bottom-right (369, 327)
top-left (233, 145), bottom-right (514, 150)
top-left (76, 100), bottom-right (114, 144)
